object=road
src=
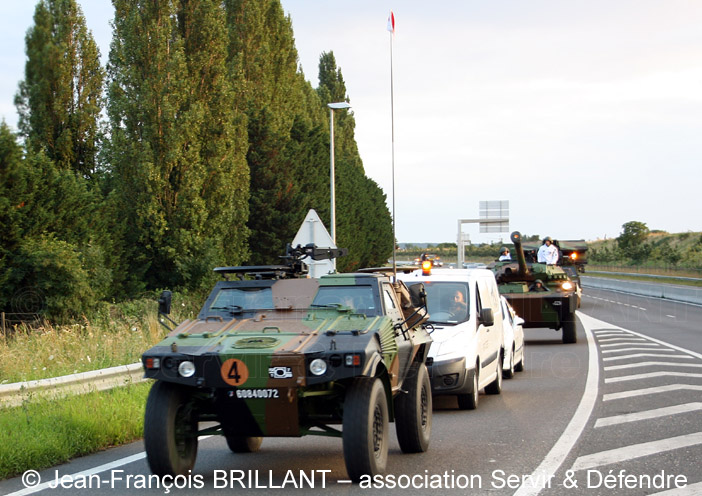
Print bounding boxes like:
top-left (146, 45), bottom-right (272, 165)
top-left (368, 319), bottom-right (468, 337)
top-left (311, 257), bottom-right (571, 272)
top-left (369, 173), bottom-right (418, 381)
top-left (1, 288), bottom-right (700, 495)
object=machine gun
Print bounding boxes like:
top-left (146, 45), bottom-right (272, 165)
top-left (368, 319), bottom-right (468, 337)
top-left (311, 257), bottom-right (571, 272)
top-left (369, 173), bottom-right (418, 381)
top-left (213, 243), bottom-right (348, 280)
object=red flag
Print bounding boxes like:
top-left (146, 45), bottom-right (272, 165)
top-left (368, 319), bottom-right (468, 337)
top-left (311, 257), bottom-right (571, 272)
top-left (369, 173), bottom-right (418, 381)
top-left (387, 11), bottom-right (395, 34)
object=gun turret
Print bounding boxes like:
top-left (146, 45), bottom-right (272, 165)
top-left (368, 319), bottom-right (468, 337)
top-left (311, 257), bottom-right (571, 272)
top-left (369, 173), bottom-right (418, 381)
top-left (510, 231), bottom-right (529, 278)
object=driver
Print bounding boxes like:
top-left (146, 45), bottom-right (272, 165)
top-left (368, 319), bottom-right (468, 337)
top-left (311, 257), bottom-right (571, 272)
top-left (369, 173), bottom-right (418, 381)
top-left (448, 289), bottom-right (468, 320)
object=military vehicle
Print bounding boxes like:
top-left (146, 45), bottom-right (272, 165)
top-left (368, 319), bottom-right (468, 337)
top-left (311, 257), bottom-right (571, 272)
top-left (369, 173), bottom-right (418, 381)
top-left (489, 232), bottom-right (578, 344)
top-left (141, 244), bottom-right (433, 482)
top-left (523, 238), bottom-right (588, 308)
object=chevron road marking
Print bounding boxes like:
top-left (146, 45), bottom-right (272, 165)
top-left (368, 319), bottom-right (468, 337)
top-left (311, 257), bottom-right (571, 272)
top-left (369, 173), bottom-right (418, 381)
top-left (604, 361), bottom-right (702, 371)
top-left (605, 371), bottom-right (702, 384)
top-left (571, 432), bottom-right (702, 472)
top-left (594, 402), bottom-right (702, 428)
top-left (603, 353), bottom-right (692, 362)
top-left (603, 384), bottom-right (702, 401)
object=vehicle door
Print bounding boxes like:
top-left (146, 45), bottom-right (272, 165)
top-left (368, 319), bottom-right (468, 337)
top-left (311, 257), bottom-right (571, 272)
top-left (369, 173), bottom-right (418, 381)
top-left (475, 277), bottom-right (499, 369)
top-left (382, 281), bottom-right (413, 382)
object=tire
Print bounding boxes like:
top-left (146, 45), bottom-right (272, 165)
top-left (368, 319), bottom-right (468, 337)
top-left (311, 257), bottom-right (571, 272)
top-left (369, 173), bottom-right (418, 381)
top-left (485, 351), bottom-right (503, 395)
top-left (343, 377), bottom-right (389, 482)
top-left (562, 314), bottom-right (577, 344)
top-left (144, 381), bottom-right (198, 476)
top-left (225, 436), bottom-right (262, 453)
top-left (395, 363), bottom-right (432, 453)
top-left (515, 348), bottom-right (525, 372)
top-left (503, 346), bottom-right (515, 379)
top-left (457, 368), bottom-right (478, 410)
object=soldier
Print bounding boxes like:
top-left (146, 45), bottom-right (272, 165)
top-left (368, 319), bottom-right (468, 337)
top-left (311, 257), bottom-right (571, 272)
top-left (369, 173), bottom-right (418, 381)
top-left (498, 247), bottom-right (511, 261)
top-left (537, 237), bottom-right (559, 265)
top-left (529, 279), bottom-right (549, 292)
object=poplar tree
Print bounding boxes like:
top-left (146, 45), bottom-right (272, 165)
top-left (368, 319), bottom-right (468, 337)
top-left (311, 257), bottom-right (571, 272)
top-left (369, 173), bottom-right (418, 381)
top-left (107, 0), bottom-right (250, 293)
top-left (15, 0), bottom-right (105, 179)
top-left (225, 0), bottom-right (321, 264)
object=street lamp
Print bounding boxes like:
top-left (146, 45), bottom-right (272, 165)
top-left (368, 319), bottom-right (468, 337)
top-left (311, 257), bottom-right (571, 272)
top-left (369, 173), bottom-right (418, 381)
top-left (327, 102), bottom-right (351, 250)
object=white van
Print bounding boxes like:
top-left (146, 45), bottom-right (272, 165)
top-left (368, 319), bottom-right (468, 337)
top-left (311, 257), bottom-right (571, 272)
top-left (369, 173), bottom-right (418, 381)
top-left (396, 267), bottom-right (505, 410)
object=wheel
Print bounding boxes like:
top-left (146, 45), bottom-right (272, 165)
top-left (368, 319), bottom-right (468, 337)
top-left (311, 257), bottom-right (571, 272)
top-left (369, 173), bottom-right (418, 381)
top-left (515, 348), bottom-right (525, 372)
top-left (342, 377), bottom-right (389, 482)
top-left (225, 436), bottom-right (262, 453)
top-left (457, 368), bottom-right (478, 410)
top-left (503, 345), bottom-right (515, 379)
top-left (395, 363), bottom-right (432, 453)
top-left (485, 350), bottom-right (503, 395)
top-left (562, 314), bottom-right (577, 344)
top-left (144, 381), bottom-right (198, 476)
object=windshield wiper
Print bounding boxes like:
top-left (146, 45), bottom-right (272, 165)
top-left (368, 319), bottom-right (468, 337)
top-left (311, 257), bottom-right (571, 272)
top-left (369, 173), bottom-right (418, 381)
top-left (210, 305), bottom-right (244, 314)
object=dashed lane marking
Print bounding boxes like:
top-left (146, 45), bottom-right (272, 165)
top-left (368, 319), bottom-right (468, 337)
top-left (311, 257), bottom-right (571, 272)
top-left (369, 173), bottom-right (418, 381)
top-left (594, 402), bottom-right (702, 428)
top-left (570, 432), bottom-right (702, 472)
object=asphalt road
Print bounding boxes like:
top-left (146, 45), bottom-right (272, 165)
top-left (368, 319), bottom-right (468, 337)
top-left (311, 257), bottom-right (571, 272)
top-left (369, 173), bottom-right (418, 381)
top-left (1, 288), bottom-right (700, 496)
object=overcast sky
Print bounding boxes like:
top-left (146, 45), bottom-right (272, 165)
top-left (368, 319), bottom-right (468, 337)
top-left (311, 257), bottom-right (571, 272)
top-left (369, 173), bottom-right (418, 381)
top-left (2, 1), bottom-right (701, 244)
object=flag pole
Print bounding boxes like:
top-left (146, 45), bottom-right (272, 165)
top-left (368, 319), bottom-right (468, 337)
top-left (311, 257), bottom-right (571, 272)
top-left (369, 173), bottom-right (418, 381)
top-left (388, 11), bottom-right (397, 280)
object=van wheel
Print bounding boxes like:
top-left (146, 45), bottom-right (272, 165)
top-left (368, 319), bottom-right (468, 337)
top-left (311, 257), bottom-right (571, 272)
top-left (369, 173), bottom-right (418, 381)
top-left (485, 351), bottom-right (503, 395)
top-left (503, 346), bottom-right (515, 379)
top-left (457, 369), bottom-right (478, 410)
top-left (515, 349), bottom-right (525, 372)
top-left (343, 377), bottom-right (388, 481)
top-left (395, 363), bottom-right (432, 453)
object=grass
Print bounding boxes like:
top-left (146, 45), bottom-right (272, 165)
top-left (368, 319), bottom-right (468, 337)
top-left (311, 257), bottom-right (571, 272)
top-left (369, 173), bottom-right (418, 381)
top-left (583, 270), bottom-right (702, 288)
top-left (0, 295), bottom-right (197, 384)
top-left (0, 381), bottom-right (151, 480)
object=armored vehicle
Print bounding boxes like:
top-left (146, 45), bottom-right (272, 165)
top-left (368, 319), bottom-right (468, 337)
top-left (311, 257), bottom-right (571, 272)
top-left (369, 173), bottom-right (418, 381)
top-left (141, 244), bottom-right (433, 482)
top-left (489, 232), bottom-right (578, 344)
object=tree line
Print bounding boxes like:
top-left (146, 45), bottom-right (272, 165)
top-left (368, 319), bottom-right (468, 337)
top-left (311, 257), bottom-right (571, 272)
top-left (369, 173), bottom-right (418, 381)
top-left (0, 0), bottom-right (393, 321)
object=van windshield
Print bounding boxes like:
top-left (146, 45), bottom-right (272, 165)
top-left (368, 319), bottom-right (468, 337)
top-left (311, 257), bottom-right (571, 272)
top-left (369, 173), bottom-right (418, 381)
top-left (420, 281), bottom-right (470, 325)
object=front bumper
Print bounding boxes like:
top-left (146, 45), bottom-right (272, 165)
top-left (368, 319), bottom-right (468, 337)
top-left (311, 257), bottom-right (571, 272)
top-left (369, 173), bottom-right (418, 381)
top-left (427, 356), bottom-right (471, 395)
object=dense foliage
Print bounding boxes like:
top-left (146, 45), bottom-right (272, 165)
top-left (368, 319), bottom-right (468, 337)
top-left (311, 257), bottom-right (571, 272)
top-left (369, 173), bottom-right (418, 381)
top-left (0, 0), bottom-right (393, 321)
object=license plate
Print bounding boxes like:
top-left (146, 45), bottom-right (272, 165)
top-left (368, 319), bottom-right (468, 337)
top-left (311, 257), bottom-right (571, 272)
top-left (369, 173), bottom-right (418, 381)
top-left (233, 388), bottom-right (280, 399)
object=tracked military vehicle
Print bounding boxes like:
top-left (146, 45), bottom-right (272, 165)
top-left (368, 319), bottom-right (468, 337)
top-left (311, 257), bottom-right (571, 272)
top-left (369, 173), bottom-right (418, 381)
top-left (489, 232), bottom-right (578, 344)
top-left (141, 244), bottom-right (432, 482)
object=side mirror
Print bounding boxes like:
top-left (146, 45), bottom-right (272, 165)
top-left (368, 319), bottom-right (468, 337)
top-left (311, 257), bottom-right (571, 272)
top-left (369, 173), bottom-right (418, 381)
top-left (408, 283), bottom-right (427, 308)
top-left (158, 290), bottom-right (172, 315)
top-left (515, 316), bottom-right (525, 327)
top-left (480, 308), bottom-right (494, 327)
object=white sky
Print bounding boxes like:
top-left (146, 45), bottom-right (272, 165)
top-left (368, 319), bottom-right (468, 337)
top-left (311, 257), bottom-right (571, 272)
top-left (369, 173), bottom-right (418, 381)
top-left (2, 1), bottom-right (701, 244)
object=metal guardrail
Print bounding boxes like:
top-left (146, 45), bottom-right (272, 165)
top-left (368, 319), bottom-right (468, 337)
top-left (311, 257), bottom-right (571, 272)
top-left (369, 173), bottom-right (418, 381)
top-left (586, 271), bottom-right (702, 282)
top-left (0, 363), bottom-right (147, 408)
top-left (581, 276), bottom-right (702, 305)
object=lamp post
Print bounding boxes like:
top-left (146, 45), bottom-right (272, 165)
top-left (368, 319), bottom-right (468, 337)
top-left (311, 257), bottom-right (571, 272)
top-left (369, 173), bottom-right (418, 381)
top-left (327, 102), bottom-right (351, 252)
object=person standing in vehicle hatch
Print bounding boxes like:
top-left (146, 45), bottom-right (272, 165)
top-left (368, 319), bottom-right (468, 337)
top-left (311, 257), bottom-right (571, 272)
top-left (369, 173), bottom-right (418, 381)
top-left (537, 237), bottom-right (559, 265)
top-left (498, 247), bottom-right (511, 261)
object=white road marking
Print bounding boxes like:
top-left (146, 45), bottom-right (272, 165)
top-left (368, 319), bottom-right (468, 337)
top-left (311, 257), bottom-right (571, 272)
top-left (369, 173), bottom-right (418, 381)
top-left (651, 480), bottom-right (702, 495)
top-left (599, 342), bottom-right (662, 349)
top-left (604, 361), bottom-right (702, 371)
top-left (603, 384), bottom-right (702, 401)
top-left (666, 315), bottom-right (677, 319)
top-left (602, 353), bottom-right (691, 362)
top-left (594, 403), bottom-right (702, 428)
top-left (601, 346), bottom-right (666, 354)
top-left (598, 337), bottom-right (647, 343)
top-left (570, 432), bottom-right (702, 472)
top-left (606, 372), bottom-right (702, 384)
top-left (513, 312), bottom-right (599, 496)
top-left (5, 453), bottom-right (146, 496)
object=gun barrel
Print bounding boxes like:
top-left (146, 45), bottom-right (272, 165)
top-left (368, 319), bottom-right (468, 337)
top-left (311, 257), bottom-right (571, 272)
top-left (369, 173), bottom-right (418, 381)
top-left (510, 231), bottom-right (529, 277)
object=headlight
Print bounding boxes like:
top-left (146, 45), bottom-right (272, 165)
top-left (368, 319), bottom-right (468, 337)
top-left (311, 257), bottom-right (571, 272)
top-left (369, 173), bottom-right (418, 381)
top-left (178, 360), bottom-right (196, 378)
top-left (562, 281), bottom-right (574, 291)
top-left (309, 358), bottom-right (327, 376)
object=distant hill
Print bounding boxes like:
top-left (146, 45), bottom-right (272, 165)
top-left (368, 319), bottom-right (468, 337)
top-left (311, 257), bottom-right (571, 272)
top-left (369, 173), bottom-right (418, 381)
top-left (586, 231), bottom-right (702, 268)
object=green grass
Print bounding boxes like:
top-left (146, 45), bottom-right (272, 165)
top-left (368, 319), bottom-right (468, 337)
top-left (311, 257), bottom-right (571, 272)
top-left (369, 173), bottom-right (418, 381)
top-left (0, 381), bottom-right (151, 480)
